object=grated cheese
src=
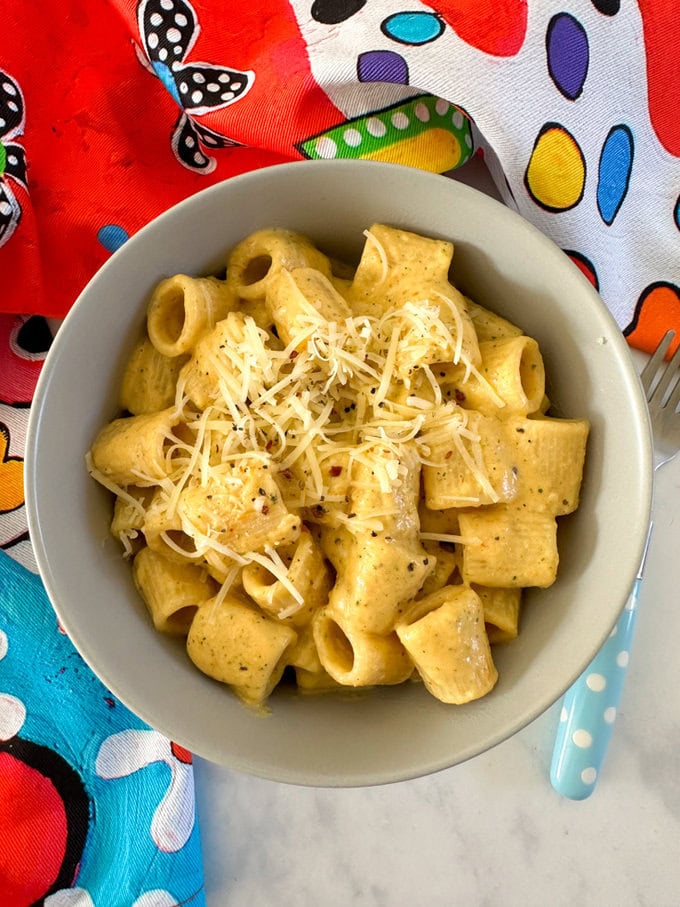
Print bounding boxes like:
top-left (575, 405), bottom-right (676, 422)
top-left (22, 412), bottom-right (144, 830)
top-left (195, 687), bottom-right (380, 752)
top-left (96, 236), bottom-right (505, 593)
top-left (419, 531), bottom-right (481, 546)
top-left (362, 229), bottom-right (389, 286)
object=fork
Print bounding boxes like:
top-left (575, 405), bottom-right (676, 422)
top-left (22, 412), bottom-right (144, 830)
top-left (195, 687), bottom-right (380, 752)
top-left (550, 330), bottom-right (680, 799)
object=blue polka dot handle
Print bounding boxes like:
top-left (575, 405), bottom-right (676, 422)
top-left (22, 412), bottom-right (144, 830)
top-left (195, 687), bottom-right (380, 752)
top-left (550, 577), bottom-right (641, 800)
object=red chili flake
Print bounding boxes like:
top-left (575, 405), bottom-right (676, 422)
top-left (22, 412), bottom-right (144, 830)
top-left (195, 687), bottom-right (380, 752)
top-left (444, 450), bottom-right (453, 459)
top-left (265, 440), bottom-right (273, 451)
top-left (280, 469), bottom-right (293, 480)
top-left (262, 504), bottom-right (270, 515)
top-left (289, 349), bottom-right (299, 359)
top-left (454, 389), bottom-right (466, 403)
top-left (329, 465), bottom-right (343, 477)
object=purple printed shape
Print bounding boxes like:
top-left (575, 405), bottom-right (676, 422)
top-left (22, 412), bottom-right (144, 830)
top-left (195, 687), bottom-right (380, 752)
top-left (357, 50), bottom-right (409, 85)
top-left (546, 13), bottom-right (589, 101)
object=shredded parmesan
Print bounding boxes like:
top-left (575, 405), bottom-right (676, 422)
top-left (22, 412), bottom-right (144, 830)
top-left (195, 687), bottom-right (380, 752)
top-left (92, 231), bottom-right (507, 609)
top-left (85, 452), bottom-right (146, 517)
top-left (362, 228), bottom-right (389, 286)
top-left (419, 531), bottom-right (481, 546)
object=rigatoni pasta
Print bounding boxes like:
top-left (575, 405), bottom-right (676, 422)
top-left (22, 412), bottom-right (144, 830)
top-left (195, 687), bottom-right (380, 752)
top-left (87, 225), bottom-right (589, 709)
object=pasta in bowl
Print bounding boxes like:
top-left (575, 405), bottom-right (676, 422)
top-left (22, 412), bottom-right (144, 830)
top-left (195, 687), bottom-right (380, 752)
top-left (87, 224), bottom-right (589, 709)
top-left (26, 161), bottom-right (652, 784)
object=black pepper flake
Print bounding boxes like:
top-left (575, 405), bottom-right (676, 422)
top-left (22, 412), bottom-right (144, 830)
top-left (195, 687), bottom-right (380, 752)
top-left (258, 487), bottom-right (266, 495)
top-left (407, 562), bottom-right (415, 572)
top-left (516, 427), bottom-right (525, 433)
top-left (370, 530), bottom-right (378, 537)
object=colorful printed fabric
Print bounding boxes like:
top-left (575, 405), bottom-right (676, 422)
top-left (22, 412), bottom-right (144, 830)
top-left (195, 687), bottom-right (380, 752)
top-left (0, 316), bottom-right (205, 905)
top-left (1, 1), bottom-right (679, 901)
top-left (0, 0), bottom-right (678, 353)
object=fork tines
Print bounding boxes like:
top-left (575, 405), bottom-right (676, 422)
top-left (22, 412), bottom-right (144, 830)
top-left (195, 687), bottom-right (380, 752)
top-left (640, 330), bottom-right (680, 409)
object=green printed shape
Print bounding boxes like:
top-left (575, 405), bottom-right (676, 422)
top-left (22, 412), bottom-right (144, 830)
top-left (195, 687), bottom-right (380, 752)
top-left (297, 95), bottom-right (473, 166)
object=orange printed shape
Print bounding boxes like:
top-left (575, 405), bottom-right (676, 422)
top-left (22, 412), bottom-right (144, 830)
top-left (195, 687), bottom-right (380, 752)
top-left (0, 424), bottom-right (23, 514)
top-left (638, 0), bottom-right (680, 157)
top-left (434, 0), bottom-right (528, 56)
top-left (624, 282), bottom-right (680, 356)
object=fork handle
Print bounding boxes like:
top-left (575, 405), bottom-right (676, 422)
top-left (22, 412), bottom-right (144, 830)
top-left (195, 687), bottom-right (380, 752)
top-left (549, 579), bottom-right (640, 800)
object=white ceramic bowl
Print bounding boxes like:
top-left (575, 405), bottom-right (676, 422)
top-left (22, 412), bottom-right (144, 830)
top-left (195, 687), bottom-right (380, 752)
top-left (26, 161), bottom-right (652, 786)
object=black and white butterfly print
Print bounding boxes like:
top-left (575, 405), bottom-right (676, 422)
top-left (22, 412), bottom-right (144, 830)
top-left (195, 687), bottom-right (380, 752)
top-left (0, 72), bottom-right (27, 247)
top-left (135, 0), bottom-right (254, 173)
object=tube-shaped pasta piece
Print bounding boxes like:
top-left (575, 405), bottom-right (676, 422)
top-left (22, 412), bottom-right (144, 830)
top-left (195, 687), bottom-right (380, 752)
top-left (226, 228), bottom-right (333, 300)
top-left (88, 407), bottom-right (180, 486)
top-left (286, 622), bottom-right (322, 672)
top-left (241, 531), bottom-right (332, 624)
top-left (465, 298), bottom-right (523, 342)
top-left (177, 458), bottom-right (301, 555)
top-left (320, 443), bottom-right (433, 634)
top-left (416, 504), bottom-right (462, 595)
top-left (421, 411), bottom-right (517, 509)
top-left (347, 224), bottom-right (481, 367)
top-left (110, 486), bottom-right (154, 557)
top-left (506, 415), bottom-right (589, 515)
top-left (186, 593), bottom-right (297, 706)
top-left (313, 607), bottom-right (413, 687)
top-left (295, 666), bottom-right (344, 693)
top-left (458, 505), bottom-right (559, 588)
top-left (474, 584), bottom-right (521, 644)
top-left (266, 267), bottom-right (352, 350)
top-left (417, 542), bottom-right (459, 598)
top-left (178, 311), bottom-right (268, 411)
top-left (133, 546), bottom-right (216, 635)
top-left (119, 335), bottom-right (188, 415)
top-left (143, 489), bottom-right (200, 563)
top-left (147, 275), bottom-right (237, 357)
top-left (396, 585), bottom-right (497, 704)
top-left (438, 336), bottom-right (545, 416)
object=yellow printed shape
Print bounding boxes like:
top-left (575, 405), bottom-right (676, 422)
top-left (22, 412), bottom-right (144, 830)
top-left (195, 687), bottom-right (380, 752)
top-left (525, 124), bottom-right (585, 212)
top-left (365, 128), bottom-right (462, 173)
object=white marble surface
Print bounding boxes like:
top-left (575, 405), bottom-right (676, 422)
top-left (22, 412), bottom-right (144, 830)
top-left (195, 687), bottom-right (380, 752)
top-left (194, 158), bottom-right (680, 906)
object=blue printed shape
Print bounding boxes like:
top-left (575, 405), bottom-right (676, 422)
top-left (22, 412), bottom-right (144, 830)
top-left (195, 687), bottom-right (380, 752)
top-left (97, 224), bottom-right (130, 253)
top-left (597, 124), bottom-right (634, 225)
top-left (381, 12), bottom-right (444, 46)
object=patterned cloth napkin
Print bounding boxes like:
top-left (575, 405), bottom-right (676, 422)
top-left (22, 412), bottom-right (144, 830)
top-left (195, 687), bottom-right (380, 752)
top-left (1, 1), bottom-right (679, 902)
